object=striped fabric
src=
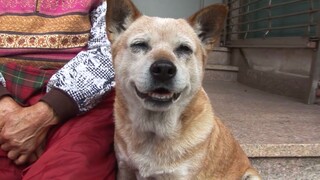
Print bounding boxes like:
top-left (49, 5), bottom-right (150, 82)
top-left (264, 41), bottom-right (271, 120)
top-left (0, 0), bottom-right (111, 110)
top-left (0, 0), bottom-right (100, 65)
top-left (0, 0), bottom-right (100, 15)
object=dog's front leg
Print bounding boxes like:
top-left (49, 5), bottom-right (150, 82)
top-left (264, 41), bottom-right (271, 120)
top-left (117, 164), bottom-right (136, 180)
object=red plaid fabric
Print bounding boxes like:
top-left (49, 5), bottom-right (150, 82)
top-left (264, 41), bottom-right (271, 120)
top-left (0, 62), bottom-right (59, 105)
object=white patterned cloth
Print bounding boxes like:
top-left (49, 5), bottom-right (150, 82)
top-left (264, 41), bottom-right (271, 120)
top-left (46, 2), bottom-right (115, 113)
top-left (0, 75), bottom-right (5, 87)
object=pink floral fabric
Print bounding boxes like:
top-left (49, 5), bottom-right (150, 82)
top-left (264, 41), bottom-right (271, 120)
top-left (0, 0), bottom-right (100, 15)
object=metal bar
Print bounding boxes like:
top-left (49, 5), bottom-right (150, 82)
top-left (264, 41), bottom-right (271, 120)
top-left (229, 0), bottom-right (307, 12)
top-left (226, 9), bottom-right (320, 27)
top-left (200, 0), bottom-right (204, 9)
top-left (229, 6), bottom-right (269, 19)
top-left (244, 1), bottom-right (250, 39)
top-left (225, 0), bottom-right (319, 40)
top-left (305, 20), bottom-right (320, 104)
top-left (228, 0), bottom-right (307, 11)
top-left (228, 0), bottom-right (308, 19)
top-left (307, 0), bottom-right (315, 35)
top-left (227, 23), bottom-right (318, 35)
top-left (222, 0), bottom-right (230, 46)
top-left (265, 0), bottom-right (272, 38)
top-left (228, 0), bottom-right (259, 12)
top-left (228, 0), bottom-right (240, 5)
top-left (225, 37), bottom-right (317, 48)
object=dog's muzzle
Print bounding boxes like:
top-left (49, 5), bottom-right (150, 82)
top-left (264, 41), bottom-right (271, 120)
top-left (135, 60), bottom-right (181, 104)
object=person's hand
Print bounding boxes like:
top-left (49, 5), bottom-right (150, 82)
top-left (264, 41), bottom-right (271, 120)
top-left (0, 96), bottom-right (22, 130)
top-left (0, 101), bottom-right (59, 165)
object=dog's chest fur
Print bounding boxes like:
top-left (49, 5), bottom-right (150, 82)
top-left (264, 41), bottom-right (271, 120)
top-left (115, 90), bottom-right (215, 179)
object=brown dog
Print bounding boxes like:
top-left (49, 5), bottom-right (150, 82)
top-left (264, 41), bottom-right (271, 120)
top-left (106, 0), bottom-right (261, 179)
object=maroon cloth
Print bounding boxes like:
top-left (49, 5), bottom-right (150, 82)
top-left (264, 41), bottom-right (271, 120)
top-left (0, 90), bottom-right (116, 180)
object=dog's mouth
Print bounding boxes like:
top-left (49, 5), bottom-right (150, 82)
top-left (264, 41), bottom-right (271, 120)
top-left (135, 86), bottom-right (181, 103)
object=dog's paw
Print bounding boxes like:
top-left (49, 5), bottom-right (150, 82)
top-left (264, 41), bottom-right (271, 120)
top-left (242, 168), bottom-right (262, 180)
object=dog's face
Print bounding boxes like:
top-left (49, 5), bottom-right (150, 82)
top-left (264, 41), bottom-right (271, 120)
top-left (111, 17), bottom-right (204, 111)
top-left (107, 0), bottom-right (227, 112)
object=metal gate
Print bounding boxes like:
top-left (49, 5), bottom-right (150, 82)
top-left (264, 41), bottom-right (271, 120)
top-left (223, 0), bottom-right (320, 104)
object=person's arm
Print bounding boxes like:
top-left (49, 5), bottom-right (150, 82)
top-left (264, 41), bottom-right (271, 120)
top-left (0, 71), bottom-right (56, 165)
top-left (0, 2), bottom-right (114, 165)
top-left (41, 2), bottom-right (115, 122)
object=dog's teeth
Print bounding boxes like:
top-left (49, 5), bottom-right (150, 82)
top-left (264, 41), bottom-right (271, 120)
top-left (148, 92), bottom-right (173, 100)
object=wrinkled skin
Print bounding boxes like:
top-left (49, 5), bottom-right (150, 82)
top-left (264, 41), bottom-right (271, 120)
top-left (0, 96), bottom-right (59, 165)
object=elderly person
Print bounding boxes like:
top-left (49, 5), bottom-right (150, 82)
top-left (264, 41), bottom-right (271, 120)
top-left (0, 0), bottom-right (116, 179)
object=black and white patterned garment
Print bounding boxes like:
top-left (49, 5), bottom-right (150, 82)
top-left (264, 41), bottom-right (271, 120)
top-left (0, 2), bottom-right (115, 113)
top-left (47, 1), bottom-right (115, 113)
top-left (0, 75), bottom-right (5, 87)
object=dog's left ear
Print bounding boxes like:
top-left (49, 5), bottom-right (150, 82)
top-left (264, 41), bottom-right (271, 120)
top-left (106, 0), bottom-right (141, 43)
top-left (188, 4), bottom-right (228, 46)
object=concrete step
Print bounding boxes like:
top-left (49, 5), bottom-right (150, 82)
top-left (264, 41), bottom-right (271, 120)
top-left (316, 81), bottom-right (320, 98)
top-left (203, 79), bottom-right (320, 179)
top-left (206, 64), bottom-right (239, 72)
top-left (205, 47), bottom-right (237, 82)
top-left (317, 87), bottom-right (320, 105)
top-left (317, 81), bottom-right (320, 103)
top-left (250, 157), bottom-right (320, 180)
top-left (205, 65), bottom-right (238, 82)
top-left (207, 47), bottom-right (230, 66)
top-left (245, 143), bottom-right (320, 179)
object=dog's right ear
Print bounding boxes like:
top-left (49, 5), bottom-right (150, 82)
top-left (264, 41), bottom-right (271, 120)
top-left (106, 0), bottom-right (141, 43)
top-left (187, 4), bottom-right (228, 47)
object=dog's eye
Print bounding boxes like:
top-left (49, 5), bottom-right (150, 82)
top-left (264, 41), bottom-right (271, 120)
top-left (175, 44), bottom-right (193, 55)
top-left (130, 42), bottom-right (150, 53)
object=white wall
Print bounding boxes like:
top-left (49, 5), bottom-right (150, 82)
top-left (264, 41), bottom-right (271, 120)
top-left (131, 0), bottom-right (223, 18)
top-left (204, 0), bottom-right (223, 6)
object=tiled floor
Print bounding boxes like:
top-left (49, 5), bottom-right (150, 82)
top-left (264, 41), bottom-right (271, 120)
top-left (203, 80), bottom-right (320, 157)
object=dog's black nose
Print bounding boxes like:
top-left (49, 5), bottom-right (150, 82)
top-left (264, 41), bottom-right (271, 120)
top-left (150, 60), bottom-right (177, 82)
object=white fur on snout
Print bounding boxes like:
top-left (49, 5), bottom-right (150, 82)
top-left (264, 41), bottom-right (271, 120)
top-left (133, 59), bottom-right (190, 111)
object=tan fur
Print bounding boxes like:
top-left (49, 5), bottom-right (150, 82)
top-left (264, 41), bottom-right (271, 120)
top-left (107, 0), bottom-right (262, 179)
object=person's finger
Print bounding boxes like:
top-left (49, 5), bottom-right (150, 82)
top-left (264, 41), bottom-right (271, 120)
top-left (7, 149), bottom-right (20, 160)
top-left (14, 154), bottom-right (29, 165)
top-left (1, 143), bottom-right (11, 151)
top-left (28, 153), bottom-right (38, 164)
top-left (36, 141), bottom-right (45, 157)
top-left (28, 145), bottom-right (44, 164)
